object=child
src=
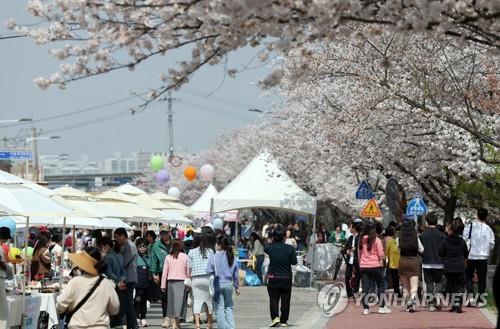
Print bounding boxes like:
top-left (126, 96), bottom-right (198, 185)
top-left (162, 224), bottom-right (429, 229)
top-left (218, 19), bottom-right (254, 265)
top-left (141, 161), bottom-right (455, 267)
top-left (439, 218), bottom-right (468, 313)
top-left (135, 238), bottom-right (151, 327)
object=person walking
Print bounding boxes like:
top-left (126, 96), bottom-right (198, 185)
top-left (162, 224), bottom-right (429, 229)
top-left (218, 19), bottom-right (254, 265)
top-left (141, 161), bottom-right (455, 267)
top-left (161, 239), bottom-right (189, 329)
top-left (264, 227), bottom-right (297, 327)
top-left (114, 228), bottom-right (139, 329)
top-left (207, 236), bottom-right (240, 329)
top-left (150, 227), bottom-right (172, 326)
top-left (419, 212), bottom-right (446, 311)
top-left (385, 227), bottom-right (401, 298)
top-left (439, 218), bottom-right (468, 313)
top-left (56, 247), bottom-right (120, 328)
top-left (98, 237), bottom-right (125, 328)
top-left (343, 220), bottom-right (363, 299)
top-left (188, 234), bottom-right (214, 329)
top-left (463, 208), bottom-right (495, 307)
top-left (135, 238), bottom-right (152, 327)
top-left (250, 232), bottom-right (266, 284)
top-left (398, 220), bottom-right (424, 313)
top-left (358, 221), bottom-right (391, 315)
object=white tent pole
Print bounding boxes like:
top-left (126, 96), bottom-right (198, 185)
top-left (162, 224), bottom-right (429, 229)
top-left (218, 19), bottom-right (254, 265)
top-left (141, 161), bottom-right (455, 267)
top-left (310, 214), bottom-right (317, 287)
top-left (61, 216), bottom-right (66, 280)
top-left (235, 220), bottom-right (239, 249)
top-left (22, 215), bottom-right (29, 327)
top-left (209, 198), bottom-right (214, 223)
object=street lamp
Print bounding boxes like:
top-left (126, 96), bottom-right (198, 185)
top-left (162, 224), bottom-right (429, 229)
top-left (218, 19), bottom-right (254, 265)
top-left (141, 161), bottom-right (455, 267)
top-left (0, 118), bottom-right (32, 124)
top-left (25, 135), bottom-right (61, 181)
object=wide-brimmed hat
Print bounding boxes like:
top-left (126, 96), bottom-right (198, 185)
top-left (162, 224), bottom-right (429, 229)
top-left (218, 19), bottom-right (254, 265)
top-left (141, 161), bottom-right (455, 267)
top-left (0, 227), bottom-right (11, 240)
top-left (69, 251), bottom-right (98, 276)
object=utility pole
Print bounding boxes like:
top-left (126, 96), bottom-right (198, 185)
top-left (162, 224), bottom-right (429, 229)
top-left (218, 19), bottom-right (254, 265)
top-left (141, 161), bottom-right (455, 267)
top-left (167, 91), bottom-right (174, 160)
top-left (32, 127), bottom-right (40, 182)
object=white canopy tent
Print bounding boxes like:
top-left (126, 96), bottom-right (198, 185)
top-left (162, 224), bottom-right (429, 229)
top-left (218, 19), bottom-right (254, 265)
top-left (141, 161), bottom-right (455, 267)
top-left (191, 184), bottom-right (218, 213)
top-left (191, 184), bottom-right (238, 224)
top-left (212, 152), bottom-right (317, 285)
top-left (213, 153), bottom-right (317, 215)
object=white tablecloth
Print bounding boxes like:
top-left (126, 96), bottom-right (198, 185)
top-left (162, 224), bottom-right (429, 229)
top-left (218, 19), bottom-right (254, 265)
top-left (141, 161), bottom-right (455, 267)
top-left (6, 295), bottom-right (41, 328)
top-left (39, 293), bottom-right (59, 328)
top-left (6, 293), bottom-right (58, 328)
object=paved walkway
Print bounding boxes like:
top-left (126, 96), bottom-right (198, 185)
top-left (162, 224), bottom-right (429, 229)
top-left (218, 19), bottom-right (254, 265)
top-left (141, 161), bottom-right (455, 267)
top-left (325, 301), bottom-right (496, 329)
top-left (145, 285), bottom-right (321, 329)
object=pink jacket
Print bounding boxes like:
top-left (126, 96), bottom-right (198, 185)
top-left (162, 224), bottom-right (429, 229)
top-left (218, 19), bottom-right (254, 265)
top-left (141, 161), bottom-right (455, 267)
top-left (161, 252), bottom-right (190, 289)
top-left (359, 236), bottom-right (385, 268)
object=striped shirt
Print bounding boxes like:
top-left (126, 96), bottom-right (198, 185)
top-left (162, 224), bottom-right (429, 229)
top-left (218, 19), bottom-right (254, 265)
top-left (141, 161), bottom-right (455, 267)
top-left (188, 247), bottom-right (213, 277)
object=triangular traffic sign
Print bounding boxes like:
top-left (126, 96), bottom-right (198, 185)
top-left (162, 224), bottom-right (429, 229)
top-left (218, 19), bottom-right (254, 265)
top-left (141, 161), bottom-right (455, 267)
top-left (360, 198), bottom-right (382, 218)
top-left (355, 180), bottom-right (375, 200)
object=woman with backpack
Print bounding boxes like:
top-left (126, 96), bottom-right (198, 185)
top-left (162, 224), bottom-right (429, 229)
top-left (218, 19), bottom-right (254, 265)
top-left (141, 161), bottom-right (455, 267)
top-left (135, 238), bottom-right (152, 327)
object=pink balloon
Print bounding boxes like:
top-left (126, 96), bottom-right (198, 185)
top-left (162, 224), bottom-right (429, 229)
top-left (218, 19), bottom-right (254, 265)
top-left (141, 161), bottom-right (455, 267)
top-left (200, 164), bottom-right (214, 181)
top-left (155, 169), bottom-right (170, 184)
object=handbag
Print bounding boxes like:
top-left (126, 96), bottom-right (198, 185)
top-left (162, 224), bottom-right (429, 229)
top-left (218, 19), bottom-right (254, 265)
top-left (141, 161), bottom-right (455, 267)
top-left (63, 275), bottom-right (104, 328)
top-left (466, 222), bottom-right (473, 253)
top-left (209, 254), bottom-right (221, 303)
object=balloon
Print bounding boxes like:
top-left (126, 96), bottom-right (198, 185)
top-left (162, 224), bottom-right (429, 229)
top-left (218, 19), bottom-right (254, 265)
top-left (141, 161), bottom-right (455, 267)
top-left (21, 247), bottom-right (34, 260)
top-left (167, 187), bottom-right (181, 199)
top-left (9, 247), bottom-right (23, 263)
top-left (0, 217), bottom-right (16, 236)
top-left (183, 166), bottom-right (197, 181)
top-left (200, 164), bottom-right (215, 181)
top-left (1, 243), bottom-right (9, 257)
top-left (155, 169), bottom-right (170, 185)
top-left (150, 155), bottom-right (165, 172)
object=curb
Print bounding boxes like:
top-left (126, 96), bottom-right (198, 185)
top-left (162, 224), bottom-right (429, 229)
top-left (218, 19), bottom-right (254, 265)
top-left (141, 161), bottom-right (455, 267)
top-left (480, 307), bottom-right (497, 328)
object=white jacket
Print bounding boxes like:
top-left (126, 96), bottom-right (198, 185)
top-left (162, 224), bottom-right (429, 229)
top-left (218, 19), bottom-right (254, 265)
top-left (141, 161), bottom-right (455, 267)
top-left (463, 221), bottom-right (495, 260)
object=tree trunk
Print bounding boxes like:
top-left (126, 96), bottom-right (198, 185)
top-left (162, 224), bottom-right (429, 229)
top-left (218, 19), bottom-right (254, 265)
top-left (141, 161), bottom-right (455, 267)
top-left (443, 195), bottom-right (458, 225)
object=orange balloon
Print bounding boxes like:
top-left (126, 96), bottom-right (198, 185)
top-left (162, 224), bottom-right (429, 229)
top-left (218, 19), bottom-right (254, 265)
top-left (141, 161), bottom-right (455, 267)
top-left (184, 166), bottom-right (197, 181)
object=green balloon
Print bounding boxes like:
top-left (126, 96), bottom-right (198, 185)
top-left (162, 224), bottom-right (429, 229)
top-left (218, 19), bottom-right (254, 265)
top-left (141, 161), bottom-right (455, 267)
top-left (150, 155), bottom-right (165, 172)
top-left (21, 246), bottom-right (34, 259)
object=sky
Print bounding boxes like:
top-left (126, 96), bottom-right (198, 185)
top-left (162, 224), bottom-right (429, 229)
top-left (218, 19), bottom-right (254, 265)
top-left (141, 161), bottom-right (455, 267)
top-left (0, 2), bottom-right (278, 161)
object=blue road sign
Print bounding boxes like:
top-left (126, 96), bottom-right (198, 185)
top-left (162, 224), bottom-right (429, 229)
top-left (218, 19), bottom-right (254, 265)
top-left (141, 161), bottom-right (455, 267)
top-left (356, 180), bottom-right (374, 199)
top-left (0, 151), bottom-right (33, 160)
top-left (406, 196), bottom-right (428, 216)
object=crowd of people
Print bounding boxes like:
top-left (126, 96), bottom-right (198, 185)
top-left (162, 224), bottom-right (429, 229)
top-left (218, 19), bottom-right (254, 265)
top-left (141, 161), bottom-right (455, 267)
top-left (1, 207), bottom-right (496, 328)
top-left (0, 216), bottom-right (303, 329)
top-left (341, 208), bottom-right (495, 314)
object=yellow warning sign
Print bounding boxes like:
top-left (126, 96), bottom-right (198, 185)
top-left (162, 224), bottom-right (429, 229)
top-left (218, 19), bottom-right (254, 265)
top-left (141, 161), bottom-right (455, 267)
top-left (360, 198), bottom-right (382, 218)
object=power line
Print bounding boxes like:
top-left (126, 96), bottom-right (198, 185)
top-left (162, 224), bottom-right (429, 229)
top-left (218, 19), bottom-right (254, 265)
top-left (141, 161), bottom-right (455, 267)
top-left (0, 92), bottom-right (149, 129)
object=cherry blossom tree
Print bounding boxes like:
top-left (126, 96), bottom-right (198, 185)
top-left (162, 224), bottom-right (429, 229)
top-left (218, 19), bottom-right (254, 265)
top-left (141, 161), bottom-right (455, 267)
top-left (272, 31), bottom-right (499, 221)
top-left (8, 0), bottom-right (500, 104)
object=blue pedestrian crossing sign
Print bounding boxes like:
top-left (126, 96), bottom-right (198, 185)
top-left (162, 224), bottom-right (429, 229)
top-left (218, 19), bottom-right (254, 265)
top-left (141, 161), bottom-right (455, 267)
top-left (406, 194), bottom-right (428, 216)
top-left (355, 180), bottom-right (374, 200)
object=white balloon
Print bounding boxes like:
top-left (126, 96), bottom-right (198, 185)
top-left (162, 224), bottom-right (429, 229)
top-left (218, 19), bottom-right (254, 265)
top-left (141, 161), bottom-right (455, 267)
top-left (200, 164), bottom-right (215, 181)
top-left (167, 186), bottom-right (181, 198)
